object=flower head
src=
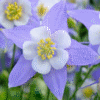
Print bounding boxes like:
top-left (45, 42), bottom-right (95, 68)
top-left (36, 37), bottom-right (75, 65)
top-left (76, 79), bottom-right (97, 99)
top-left (36, 0), bottom-right (60, 19)
top-left (6, 1), bottom-right (100, 100)
top-left (23, 26), bottom-right (71, 74)
top-left (0, 0), bottom-right (32, 29)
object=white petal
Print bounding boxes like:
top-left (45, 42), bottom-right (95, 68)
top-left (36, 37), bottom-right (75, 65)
top-left (0, 0), bottom-right (18, 14)
top-left (37, 0), bottom-right (60, 10)
top-left (51, 30), bottom-right (71, 49)
top-left (23, 41), bottom-right (37, 60)
top-left (32, 56), bottom-right (51, 74)
top-left (30, 26), bottom-right (51, 42)
top-left (18, 0), bottom-right (32, 16)
top-left (14, 13), bottom-right (30, 26)
top-left (49, 49), bottom-right (69, 70)
top-left (91, 84), bottom-right (97, 93)
top-left (0, 13), bottom-right (14, 29)
top-left (0, 0), bottom-right (5, 13)
top-left (89, 25), bottom-right (100, 45)
top-left (98, 45), bottom-right (100, 55)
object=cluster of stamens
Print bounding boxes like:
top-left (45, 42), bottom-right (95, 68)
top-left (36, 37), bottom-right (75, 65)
top-left (37, 38), bottom-right (56, 60)
top-left (67, 65), bottom-right (74, 70)
top-left (5, 2), bottom-right (22, 21)
top-left (82, 87), bottom-right (94, 98)
top-left (37, 4), bottom-right (48, 17)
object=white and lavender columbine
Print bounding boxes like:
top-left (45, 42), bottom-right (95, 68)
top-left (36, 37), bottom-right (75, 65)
top-left (0, 0), bottom-right (40, 49)
top-left (0, 0), bottom-right (39, 75)
top-left (35, 0), bottom-right (60, 19)
top-left (3, 1), bottom-right (100, 100)
top-left (76, 79), bottom-right (97, 99)
top-left (23, 26), bottom-right (71, 74)
top-left (0, 0), bottom-right (32, 29)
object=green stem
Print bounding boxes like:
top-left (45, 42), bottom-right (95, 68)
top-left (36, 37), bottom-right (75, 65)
top-left (20, 87), bottom-right (23, 100)
top-left (94, 93), bottom-right (98, 100)
top-left (47, 87), bottom-right (50, 100)
top-left (6, 87), bottom-right (9, 100)
top-left (69, 66), bottom-right (94, 100)
top-left (9, 44), bottom-right (16, 72)
top-left (1, 51), bottom-right (5, 69)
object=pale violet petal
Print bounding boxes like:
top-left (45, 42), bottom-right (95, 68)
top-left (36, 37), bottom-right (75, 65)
top-left (49, 49), bottom-right (69, 70)
top-left (43, 66), bottom-right (67, 100)
top-left (0, 13), bottom-right (14, 29)
top-left (23, 41), bottom-right (37, 60)
top-left (30, 26), bottom-right (51, 42)
top-left (8, 55), bottom-right (36, 87)
top-left (98, 45), bottom-right (100, 55)
top-left (32, 56), bottom-right (51, 74)
top-left (14, 13), bottom-right (30, 26)
top-left (51, 30), bottom-right (71, 49)
top-left (89, 25), bottom-right (100, 45)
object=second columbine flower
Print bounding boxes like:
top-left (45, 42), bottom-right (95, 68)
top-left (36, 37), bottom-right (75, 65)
top-left (23, 26), bottom-right (71, 74)
top-left (0, 0), bottom-right (32, 29)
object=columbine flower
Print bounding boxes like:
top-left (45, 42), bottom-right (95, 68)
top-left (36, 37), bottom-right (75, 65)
top-left (23, 26), bottom-right (71, 74)
top-left (0, 0), bottom-right (40, 73)
top-left (35, 0), bottom-right (60, 19)
top-left (0, 0), bottom-right (33, 29)
top-left (76, 79), bottom-right (97, 100)
top-left (0, 0), bottom-right (40, 49)
top-left (3, 1), bottom-right (100, 100)
top-left (35, 0), bottom-right (77, 21)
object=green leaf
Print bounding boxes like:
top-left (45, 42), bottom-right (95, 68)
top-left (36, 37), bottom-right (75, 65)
top-left (0, 86), bottom-right (7, 100)
top-left (7, 87), bottom-right (21, 100)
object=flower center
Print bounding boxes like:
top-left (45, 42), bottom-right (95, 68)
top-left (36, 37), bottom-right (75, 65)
top-left (70, 0), bottom-right (75, 3)
top-left (67, 65), bottom-right (76, 73)
top-left (82, 87), bottom-right (94, 98)
top-left (37, 4), bottom-right (48, 17)
top-left (37, 38), bottom-right (56, 60)
top-left (5, 2), bottom-right (22, 21)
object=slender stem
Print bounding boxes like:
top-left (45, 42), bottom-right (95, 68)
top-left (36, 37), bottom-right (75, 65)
top-left (9, 44), bottom-right (16, 72)
top-left (6, 87), bottom-right (9, 100)
top-left (20, 87), bottom-right (23, 100)
top-left (1, 51), bottom-right (5, 70)
top-left (94, 93), bottom-right (98, 100)
top-left (69, 66), bottom-right (94, 100)
top-left (47, 87), bottom-right (50, 100)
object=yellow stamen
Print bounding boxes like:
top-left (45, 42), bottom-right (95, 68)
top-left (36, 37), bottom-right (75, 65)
top-left (37, 38), bottom-right (56, 60)
top-left (5, 2), bottom-right (22, 21)
top-left (82, 87), bottom-right (94, 98)
top-left (70, 0), bottom-right (75, 3)
top-left (37, 4), bottom-right (48, 17)
top-left (67, 65), bottom-right (73, 70)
